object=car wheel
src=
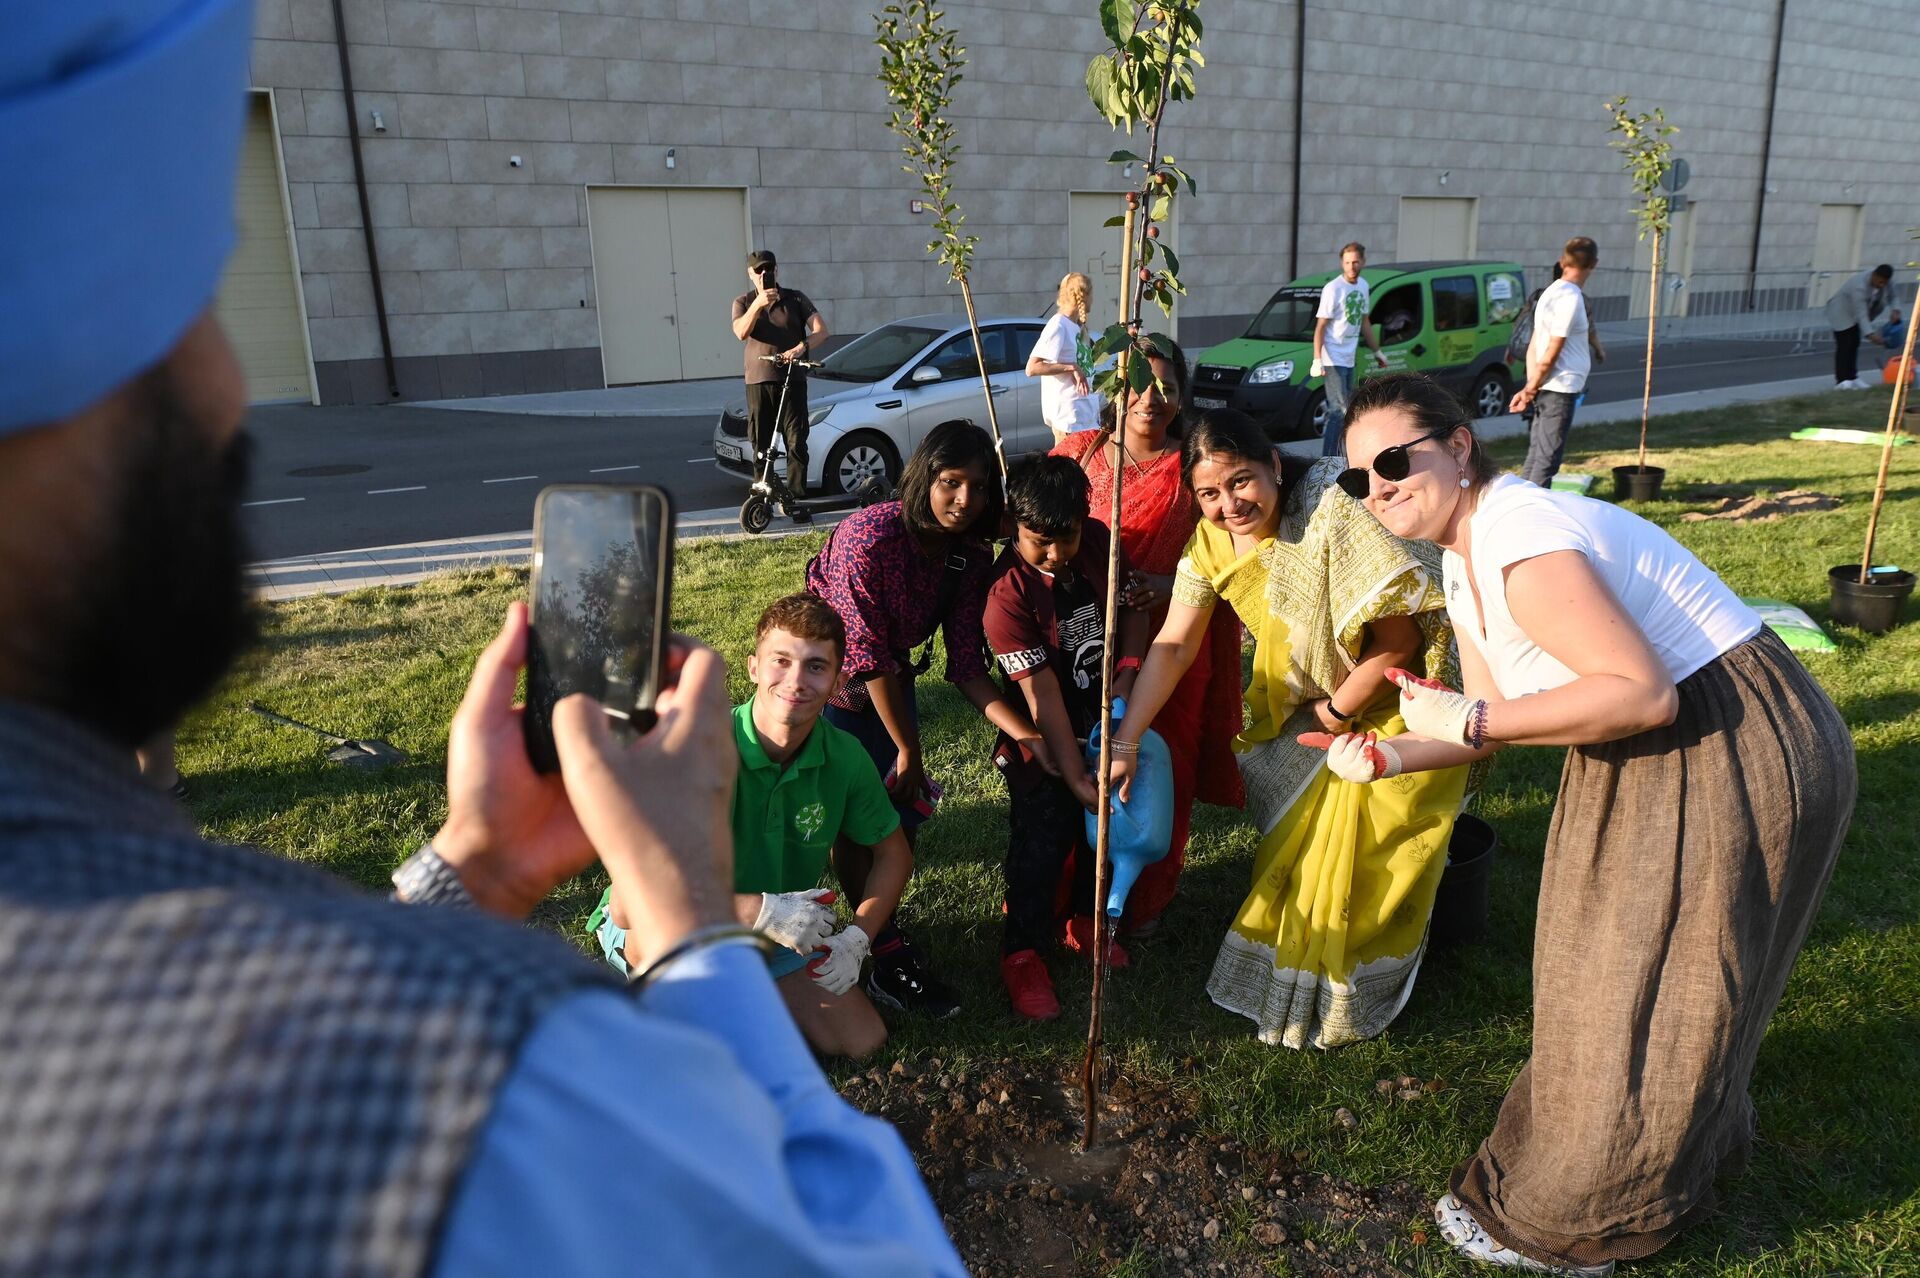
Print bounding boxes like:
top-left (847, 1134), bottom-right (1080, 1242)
top-left (739, 494), bottom-right (774, 535)
top-left (1470, 367), bottom-right (1513, 419)
top-left (824, 431), bottom-right (900, 497)
top-left (1294, 389), bottom-right (1328, 442)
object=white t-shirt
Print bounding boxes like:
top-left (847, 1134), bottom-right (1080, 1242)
top-left (1530, 279), bottom-right (1591, 394)
top-left (1033, 313), bottom-right (1100, 433)
top-left (1316, 276), bottom-right (1370, 367)
top-left (1443, 475), bottom-right (1761, 700)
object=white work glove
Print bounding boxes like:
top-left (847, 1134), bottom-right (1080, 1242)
top-left (1310, 356), bottom-right (1325, 378)
top-left (1388, 667), bottom-right (1482, 745)
top-left (808, 924), bottom-right (870, 996)
top-left (1323, 731), bottom-right (1402, 784)
top-left (753, 889), bottom-right (837, 954)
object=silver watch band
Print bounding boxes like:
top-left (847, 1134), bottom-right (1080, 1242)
top-left (391, 842), bottom-right (475, 909)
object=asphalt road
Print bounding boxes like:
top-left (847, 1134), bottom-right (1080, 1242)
top-left (242, 338), bottom-right (1835, 561)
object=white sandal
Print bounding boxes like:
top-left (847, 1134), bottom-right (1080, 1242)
top-left (1432, 1192), bottom-right (1615, 1277)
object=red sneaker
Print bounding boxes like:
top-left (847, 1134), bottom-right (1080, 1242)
top-left (1060, 915), bottom-right (1131, 970)
top-left (1000, 949), bottom-right (1061, 1021)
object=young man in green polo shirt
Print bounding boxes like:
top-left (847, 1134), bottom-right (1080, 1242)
top-left (588, 593), bottom-right (909, 1058)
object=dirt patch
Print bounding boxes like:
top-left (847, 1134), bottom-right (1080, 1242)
top-left (846, 1056), bottom-right (1440, 1276)
top-left (1680, 489), bottom-right (1840, 522)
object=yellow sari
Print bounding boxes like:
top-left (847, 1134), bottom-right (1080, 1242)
top-left (1173, 457), bottom-right (1470, 1049)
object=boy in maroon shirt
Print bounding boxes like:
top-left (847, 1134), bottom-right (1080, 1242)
top-left (984, 456), bottom-right (1149, 1020)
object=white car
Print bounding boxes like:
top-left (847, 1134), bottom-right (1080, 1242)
top-left (712, 313), bottom-right (1060, 493)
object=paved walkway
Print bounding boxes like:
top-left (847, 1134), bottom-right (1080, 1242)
top-left (412, 377), bottom-right (739, 418)
top-left (249, 373), bottom-right (1837, 601)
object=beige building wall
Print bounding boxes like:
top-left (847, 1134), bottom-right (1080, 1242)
top-left (247, 0), bottom-right (1920, 404)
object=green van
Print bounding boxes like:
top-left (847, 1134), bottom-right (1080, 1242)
top-left (1191, 260), bottom-right (1527, 439)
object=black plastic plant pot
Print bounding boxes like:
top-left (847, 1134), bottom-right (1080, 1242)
top-left (1612, 465), bottom-right (1666, 502)
top-left (1431, 814), bottom-right (1498, 949)
top-left (1828, 565), bottom-right (1915, 634)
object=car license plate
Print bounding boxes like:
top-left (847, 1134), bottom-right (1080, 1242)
top-left (715, 441), bottom-right (744, 462)
top-left (1192, 396), bottom-right (1227, 410)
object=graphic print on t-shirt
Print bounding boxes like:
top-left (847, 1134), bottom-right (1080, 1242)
top-left (1341, 290), bottom-right (1366, 328)
top-left (1057, 594), bottom-right (1105, 696)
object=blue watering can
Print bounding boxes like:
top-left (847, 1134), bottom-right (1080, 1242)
top-left (1084, 697), bottom-right (1175, 918)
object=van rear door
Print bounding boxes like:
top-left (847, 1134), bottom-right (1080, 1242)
top-left (1428, 271), bottom-right (1483, 394)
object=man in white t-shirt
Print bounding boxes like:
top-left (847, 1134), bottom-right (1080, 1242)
top-left (1510, 236), bottom-right (1597, 487)
top-left (1314, 242), bottom-right (1389, 457)
top-left (1027, 272), bottom-right (1102, 442)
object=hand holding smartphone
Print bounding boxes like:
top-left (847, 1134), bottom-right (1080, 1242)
top-left (523, 485), bottom-right (675, 774)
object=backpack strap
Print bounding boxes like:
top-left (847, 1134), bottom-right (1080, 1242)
top-left (905, 547), bottom-right (970, 676)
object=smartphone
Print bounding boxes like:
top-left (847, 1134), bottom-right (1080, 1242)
top-left (523, 484), bottom-right (675, 774)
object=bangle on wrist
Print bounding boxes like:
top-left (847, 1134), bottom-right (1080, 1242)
top-left (629, 924), bottom-right (775, 991)
top-left (1325, 697), bottom-right (1353, 723)
top-left (1116, 656), bottom-right (1142, 673)
top-left (1107, 736), bottom-right (1140, 756)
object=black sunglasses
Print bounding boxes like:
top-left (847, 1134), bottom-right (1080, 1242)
top-left (1336, 426), bottom-right (1458, 500)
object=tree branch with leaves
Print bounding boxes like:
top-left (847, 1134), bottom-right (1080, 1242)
top-left (1606, 96), bottom-right (1678, 475)
top-left (1079, 0), bottom-right (1204, 1152)
top-left (875, 1), bottom-right (1007, 487)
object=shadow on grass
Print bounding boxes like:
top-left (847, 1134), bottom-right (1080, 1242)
top-left (1661, 1012), bottom-right (1920, 1269)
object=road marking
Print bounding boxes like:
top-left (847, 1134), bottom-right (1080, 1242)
top-left (686, 457), bottom-right (715, 465)
top-left (482, 475), bottom-right (538, 484)
top-left (242, 497), bottom-right (305, 507)
top-left (368, 485), bottom-right (426, 494)
top-left (589, 464), bottom-right (640, 474)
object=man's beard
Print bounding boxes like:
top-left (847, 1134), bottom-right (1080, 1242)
top-left (52, 378), bottom-right (257, 749)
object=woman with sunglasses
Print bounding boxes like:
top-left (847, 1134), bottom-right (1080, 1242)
top-left (1107, 408), bottom-right (1472, 1048)
top-left (1332, 373), bottom-right (1852, 1276)
top-left (1053, 339), bottom-right (1245, 938)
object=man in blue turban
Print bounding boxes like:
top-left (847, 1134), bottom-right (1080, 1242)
top-left (0, 5), bottom-right (965, 1275)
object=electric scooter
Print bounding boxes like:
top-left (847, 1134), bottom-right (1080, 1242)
top-left (738, 353), bottom-right (891, 534)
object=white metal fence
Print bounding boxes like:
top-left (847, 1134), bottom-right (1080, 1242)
top-left (1577, 268), bottom-right (1914, 354)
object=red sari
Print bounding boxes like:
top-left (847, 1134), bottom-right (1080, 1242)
top-left (1053, 431), bottom-right (1246, 928)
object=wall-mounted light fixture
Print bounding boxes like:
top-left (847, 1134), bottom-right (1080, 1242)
top-left (910, 199), bottom-right (926, 214)
top-left (508, 154), bottom-right (523, 168)
top-left (1439, 170), bottom-right (1450, 186)
top-left (666, 147), bottom-right (676, 170)
top-left (1122, 161), bottom-right (1134, 179)
top-left (370, 110), bottom-right (386, 132)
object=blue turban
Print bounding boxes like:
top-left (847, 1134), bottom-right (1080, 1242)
top-left (0, 0), bottom-right (254, 435)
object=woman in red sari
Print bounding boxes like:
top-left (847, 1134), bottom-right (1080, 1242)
top-left (1052, 339), bottom-right (1244, 935)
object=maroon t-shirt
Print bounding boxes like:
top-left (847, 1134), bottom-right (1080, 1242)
top-left (983, 522), bottom-right (1129, 789)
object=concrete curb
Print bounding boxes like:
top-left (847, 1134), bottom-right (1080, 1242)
top-left (248, 505), bottom-right (845, 601)
top-left (249, 373), bottom-right (1841, 602)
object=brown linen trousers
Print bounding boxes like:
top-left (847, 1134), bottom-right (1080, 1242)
top-left (1451, 630), bottom-right (1854, 1268)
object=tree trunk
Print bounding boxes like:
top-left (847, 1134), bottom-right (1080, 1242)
top-left (1082, 199), bottom-right (1136, 1153)
top-left (957, 275), bottom-right (1008, 490)
top-left (1638, 226), bottom-right (1660, 472)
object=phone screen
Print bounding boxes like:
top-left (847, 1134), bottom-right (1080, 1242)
top-left (524, 485), bottom-right (674, 774)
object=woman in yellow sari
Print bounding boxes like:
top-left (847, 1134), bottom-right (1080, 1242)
top-left (1109, 409), bottom-right (1471, 1048)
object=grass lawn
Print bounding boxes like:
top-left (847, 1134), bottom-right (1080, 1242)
top-left (185, 387), bottom-right (1917, 1275)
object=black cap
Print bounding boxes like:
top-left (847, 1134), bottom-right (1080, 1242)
top-left (748, 250), bottom-right (777, 271)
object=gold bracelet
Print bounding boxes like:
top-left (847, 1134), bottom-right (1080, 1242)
top-left (628, 924), bottom-right (775, 991)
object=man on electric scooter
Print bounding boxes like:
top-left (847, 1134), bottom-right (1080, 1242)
top-left (732, 250), bottom-right (829, 522)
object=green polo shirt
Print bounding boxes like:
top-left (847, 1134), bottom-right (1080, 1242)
top-left (730, 699), bottom-right (900, 893)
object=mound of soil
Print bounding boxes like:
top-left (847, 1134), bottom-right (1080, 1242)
top-left (1680, 489), bottom-right (1840, 523)
top-left (846, 1056), bottom-right (1439, 1276)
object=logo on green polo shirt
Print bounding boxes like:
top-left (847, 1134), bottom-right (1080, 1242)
top-left (794, 802), bottom-right (826, 841)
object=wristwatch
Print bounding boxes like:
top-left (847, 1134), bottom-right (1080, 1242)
top-left (391, 842), bottom-right (476, 909)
